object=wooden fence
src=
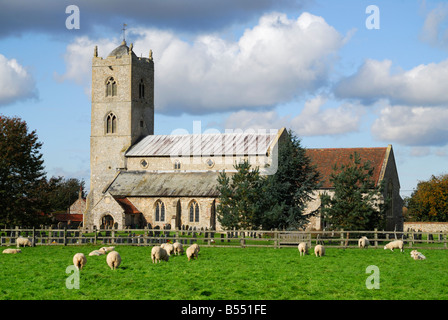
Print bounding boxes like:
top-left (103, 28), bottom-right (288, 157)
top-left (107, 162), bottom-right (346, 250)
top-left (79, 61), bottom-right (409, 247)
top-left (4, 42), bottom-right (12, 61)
top-left (1, 227), bottom-right (447, 250)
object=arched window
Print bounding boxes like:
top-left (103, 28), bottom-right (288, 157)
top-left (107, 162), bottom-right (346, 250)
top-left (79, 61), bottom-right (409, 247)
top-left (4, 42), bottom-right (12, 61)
top-left (139, 79), bottom-right (145, 99)
top-left (155, 200), bottom-right (165, 222)
top-left (106, 113), bottom-right (117, 134)
top-left (106, 77), bottom-right (117, 97)
top-left (174, 160), bottom-right (181, 170)
top-left (189, 200), bottom-right (199, 223)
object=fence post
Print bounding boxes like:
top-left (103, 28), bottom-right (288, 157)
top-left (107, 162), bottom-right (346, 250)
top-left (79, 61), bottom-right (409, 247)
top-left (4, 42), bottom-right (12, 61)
top-left (374, 228), bottom-right (378, 248)
top-left (32, 227), bottom-right (36, 247)
top-left (94, 229), bottom-right (97, 245)
top-left (444, 232), bottom-right (447, 249)
top-left (274, 229), bottom-right (278, 249)
top-left (63, 227), bottom-right (67, 246)
top-left (340, 229), bottom-right (344, 247)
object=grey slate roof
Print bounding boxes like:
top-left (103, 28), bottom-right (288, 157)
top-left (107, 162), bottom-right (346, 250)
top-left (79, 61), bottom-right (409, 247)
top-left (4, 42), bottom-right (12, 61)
top-left (126, 131), bottom-right (279, 157)
top-left (106, 171), bottom-right (228, 197)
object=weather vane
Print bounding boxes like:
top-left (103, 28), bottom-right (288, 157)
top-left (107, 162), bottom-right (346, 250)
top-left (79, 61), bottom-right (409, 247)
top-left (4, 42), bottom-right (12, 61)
top-left (122, 23), bottom-right (127, 42)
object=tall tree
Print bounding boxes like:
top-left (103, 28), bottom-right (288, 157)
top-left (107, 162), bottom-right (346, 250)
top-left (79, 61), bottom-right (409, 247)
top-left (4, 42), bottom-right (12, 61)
top-left (0, 115), bottom-right (47, 226)
top-left (320, 152), bottom-right (387, 231)
top-left (216, 160), bottom-right (264, 230)
top-left (407, 174), bottom-right (448, 222)
top-left (261, 129), bottom-right (320, 230)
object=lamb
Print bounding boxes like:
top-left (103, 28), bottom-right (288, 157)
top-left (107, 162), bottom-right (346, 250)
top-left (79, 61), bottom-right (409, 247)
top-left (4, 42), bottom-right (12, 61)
top-left (2, 248), bottom-right (21, 254)
top-left (384, 240), bottom-right (404, 252)
top-left (173, 242), bottom-right (184, 255)
top-left (100, 246), bottom-right (115, 253)
top-left (186, 245), bottom-right (199, 262)
top-left (106, 251), bottom-right (121, 270)
top-left (73, 253), bottom-right (87, 270)
top-left (298, 242), bottom-right (308, 256)
top-left (151, 246), bottom-right (169, 263)
top-left (410, 250), bottom-right (426, 260)
top-left (358, 236), bottom-right (370, 249)
top-left (314, 244), bottom-right (325, 257)
top-left (161, 243), bottom-right (174, 256)
top-left (16, 236), bottom-right (32, 248)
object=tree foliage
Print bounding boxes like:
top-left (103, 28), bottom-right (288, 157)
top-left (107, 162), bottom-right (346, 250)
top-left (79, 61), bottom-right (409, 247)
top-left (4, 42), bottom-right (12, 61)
top-left (216, 129), bottom-right (320, 230)
top-left (0, 115), bottom-right (47, 226)
top-left (320, 152), bottom-right (387, 231)
top-left (407, 174), bottom-right (448, 222)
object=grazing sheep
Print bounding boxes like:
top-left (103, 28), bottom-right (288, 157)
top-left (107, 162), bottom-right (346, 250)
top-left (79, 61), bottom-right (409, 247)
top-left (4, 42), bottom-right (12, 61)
top-left (191, 243), bottom-right (200, 253)
top-left (2, 249), bottom-right (21, 254)
top-left (384, 240), bottom-right (404, 252)
top-left (314, 244), bottom-right (325, 257)
top-left (173, 242), bottom-right (184, 255)
top-left (100, 246), bottom-right (115, 253)
top-left (106, 251), bottom-right (121, 270)
top-left (298, 242), bottom-right (308, 256)
top-left (151, 246), bottom-right (169, 263)
top-left (410, 250), bottom-right (426, 260)
top-left (161, 243), bottom-right (174, 256)
top-left (89, 249), bottom-right (106, 256)
top-left (358, 236), bottom-right (370, 249)
top-left (186, 245), bottom-right (199, 262)
top-left (16, 236), bottom-right (32, 248)
top-left (73, 253), bottom-right (87, 270)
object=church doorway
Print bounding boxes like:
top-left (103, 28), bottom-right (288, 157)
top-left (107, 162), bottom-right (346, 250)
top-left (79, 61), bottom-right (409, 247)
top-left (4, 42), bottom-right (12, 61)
top-left (101, 214), bottom-right (114, 229)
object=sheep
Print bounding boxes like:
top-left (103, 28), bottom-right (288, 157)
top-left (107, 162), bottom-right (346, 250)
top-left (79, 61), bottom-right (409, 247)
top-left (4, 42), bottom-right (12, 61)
top-left (73, 253), bottom-right (87, 270)
top-left (89, 249), bottom-right (106, 256)
top-left (99, 246), bottom-right (115, 253)
top-left (16, 236), bottom-right (32, 248)
top-left (106, 251), bottom-right (121, 270)
top-left (384, 240), bottom-right (404, 252)
top-left (298, 242), bottom-right (308, 256)
top-left (191, 243), bottom-right (200, 253)
top-left (151, 246), bottom-right (170, 263)
top-left (161, 243), bottom-right (174, 256)
top-left (314, 244), bottom-right (325, 257)
top-left (2, 248), bottom-right (21, 254)
top-left (358, 236), bottom-right (370, 249)
top-left (410, 250), bottom-right (426, 260)
top-left (186, 245), bottom-right (199, 262)
top-left (173, 242), bottom-right (184, 255)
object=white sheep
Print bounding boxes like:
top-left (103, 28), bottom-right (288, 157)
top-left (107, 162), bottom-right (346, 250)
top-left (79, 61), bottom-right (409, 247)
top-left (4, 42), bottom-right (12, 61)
top-left (73, 253), bottom-right (87, 270)
top-left (186, 245), bottom-right (199, 262)
top-left (298, 242), bottom-right (308, 256)
top-left (410, 250), bottom-right (426, 260)
top-left (161, 243), bottom-right (174, 256)
top-left (100, 246), bottom-right (115, 253)
top-left (358, 236), bottom-right (370, 249)
top-left (151, 246), bottom-right (169, 263)
top-left (89, 249), bottom-right (106, 256)
top-left (173, 242), bottom-right (184, 255)
top-left (16, 236), bottom-right (32, 248)
top-left (384, 240), bottom-right (404, 252)
top-left (2, 248), bottom-right (21, 254)
top-left (314, 244), bottom-right (325, 257)
top-left (106, 251), bottom-right (121, 270)
top-left (191, 243), bottom-right (200, 253)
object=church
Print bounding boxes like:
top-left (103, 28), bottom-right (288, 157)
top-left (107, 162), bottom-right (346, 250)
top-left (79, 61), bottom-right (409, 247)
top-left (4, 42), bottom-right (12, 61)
top-left (83, 41), bottom-right (403, 232)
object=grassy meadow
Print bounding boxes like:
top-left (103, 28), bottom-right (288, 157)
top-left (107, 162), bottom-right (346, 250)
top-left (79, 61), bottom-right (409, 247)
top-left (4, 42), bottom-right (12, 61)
top-left (0, 244), bottom-right (447, 300)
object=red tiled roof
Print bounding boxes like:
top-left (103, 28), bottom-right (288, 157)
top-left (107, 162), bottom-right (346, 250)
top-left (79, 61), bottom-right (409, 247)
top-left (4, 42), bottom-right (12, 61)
top-left (115, 197), bottom-right (141, 214)
top-left (54, 213), bottom-right (84, 222)
top-left (306, 148), bottom-right (387, 189)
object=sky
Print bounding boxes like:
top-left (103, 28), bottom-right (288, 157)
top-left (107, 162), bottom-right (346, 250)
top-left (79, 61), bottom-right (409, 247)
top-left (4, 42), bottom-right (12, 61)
top-left (0, 0), bottom-right (447, 198)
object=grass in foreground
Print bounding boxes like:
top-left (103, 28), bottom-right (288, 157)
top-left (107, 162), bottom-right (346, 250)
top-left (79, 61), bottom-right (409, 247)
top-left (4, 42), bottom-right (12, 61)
top-left (0, 245), bottom-right (447, 300)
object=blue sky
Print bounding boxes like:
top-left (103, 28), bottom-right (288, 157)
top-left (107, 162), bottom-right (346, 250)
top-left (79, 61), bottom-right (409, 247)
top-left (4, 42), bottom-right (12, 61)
top-left (0, 0), bottom-right (447, 197)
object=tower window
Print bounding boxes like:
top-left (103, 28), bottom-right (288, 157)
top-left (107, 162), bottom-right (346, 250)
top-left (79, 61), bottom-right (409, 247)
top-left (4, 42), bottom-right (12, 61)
top-left (106, 113), bottom-right (117, 134)
top-left (139, 79), bottom-right (145, 99)
top-left (106, 77), bottom-right (117, 97)
top-left (189, 200), bottom-right (199, 223)
top-left (155, 200), bottom-right (165, 222)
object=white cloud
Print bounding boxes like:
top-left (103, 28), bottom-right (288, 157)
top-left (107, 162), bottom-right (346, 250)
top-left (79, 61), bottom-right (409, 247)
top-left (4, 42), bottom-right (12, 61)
top-left (334, 58), bottom-right (448, 106)
top-left (371, 105), bottom-right (448, 147)
top-left (59, 12), bottom-right (345, 115)
top-left (0, 54), bottom-right (37, 106)
top-left (419, 3), bottom-right (448, 49)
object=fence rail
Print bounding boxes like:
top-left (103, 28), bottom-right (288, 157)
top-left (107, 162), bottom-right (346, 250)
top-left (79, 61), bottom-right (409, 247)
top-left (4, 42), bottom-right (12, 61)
top-left (1, 227), bottom-right (447, 250)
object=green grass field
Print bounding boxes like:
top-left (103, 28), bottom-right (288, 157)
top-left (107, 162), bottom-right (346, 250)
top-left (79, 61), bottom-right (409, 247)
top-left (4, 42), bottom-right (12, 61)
top-left (0, 245), bottom-right (447, 300)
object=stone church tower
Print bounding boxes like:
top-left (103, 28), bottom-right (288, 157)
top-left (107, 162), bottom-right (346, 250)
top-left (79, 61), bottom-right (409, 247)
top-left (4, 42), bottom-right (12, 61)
top-left (84, 41), bottom-right (154, 228)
